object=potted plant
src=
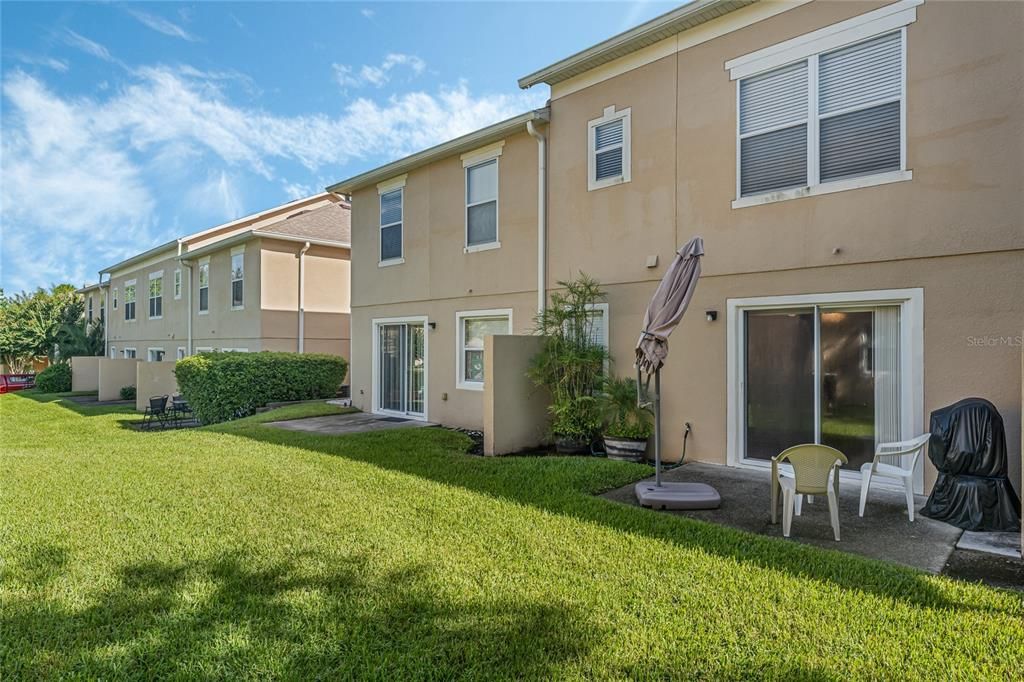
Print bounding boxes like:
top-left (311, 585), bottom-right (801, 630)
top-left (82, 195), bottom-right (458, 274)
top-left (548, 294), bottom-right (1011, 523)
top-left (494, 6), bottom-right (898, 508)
top-left (527, 273), bottom-right (609, 454)
top-left (599, 376), bottom-right (652, 462)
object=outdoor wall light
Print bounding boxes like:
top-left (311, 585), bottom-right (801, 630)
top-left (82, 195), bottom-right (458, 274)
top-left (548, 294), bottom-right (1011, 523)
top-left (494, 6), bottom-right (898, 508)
top-left (705, 310), bottom-right (718, 322)
top-left (428, 321), bottom-right (437, 329)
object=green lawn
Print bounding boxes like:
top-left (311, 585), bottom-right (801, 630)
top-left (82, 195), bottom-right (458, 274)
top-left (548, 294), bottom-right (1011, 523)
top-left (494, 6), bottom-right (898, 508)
top-left (2, 392), bottom-right (1022, 680)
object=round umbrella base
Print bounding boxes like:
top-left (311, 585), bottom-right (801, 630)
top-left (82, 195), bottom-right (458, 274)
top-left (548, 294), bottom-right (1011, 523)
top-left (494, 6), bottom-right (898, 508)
top-left (635, 481), bottom-right (721, 510)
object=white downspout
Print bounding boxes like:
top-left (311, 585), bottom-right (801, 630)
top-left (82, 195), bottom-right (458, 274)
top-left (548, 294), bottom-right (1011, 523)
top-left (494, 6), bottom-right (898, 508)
top-left (99, 270), bottom-right (108, 356)
top-left (178, 240), bottom-right (193, 356)
top-left (527, 119), bottom-right (547, 315)
top-left (298, 241), bottom-right (311, 353)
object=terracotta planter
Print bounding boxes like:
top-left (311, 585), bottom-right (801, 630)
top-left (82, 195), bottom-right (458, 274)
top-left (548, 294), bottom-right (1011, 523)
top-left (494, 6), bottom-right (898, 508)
top-left (555, 436), bottom-right (591, 455)
top-left (603, 435), bottom-right (648, 462)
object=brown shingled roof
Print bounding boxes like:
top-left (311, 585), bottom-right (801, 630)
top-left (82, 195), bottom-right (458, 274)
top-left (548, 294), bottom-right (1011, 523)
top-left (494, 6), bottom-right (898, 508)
top-left (255, 202), bottom-right (351, 245)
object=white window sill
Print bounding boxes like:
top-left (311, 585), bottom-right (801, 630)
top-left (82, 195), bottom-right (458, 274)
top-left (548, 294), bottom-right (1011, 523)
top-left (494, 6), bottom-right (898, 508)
top-left (148, 316), bottom-right (162, 321)
top-left (456, 381), bottom-right (484, 392)
top-left (588, 176), bottom-right (629, 192)
top-left (198, 310), bottom-right (209, 316)
top-left (464, 241), bottom-right (501, 254)
top-left (732, 170), bottom-right (912, 209)
top-left (174, 296), bottom-right (182, 301)
top-left (378, 258), bottom-right (405, 268)
top-left (231, 306), bottom-right (244, 311)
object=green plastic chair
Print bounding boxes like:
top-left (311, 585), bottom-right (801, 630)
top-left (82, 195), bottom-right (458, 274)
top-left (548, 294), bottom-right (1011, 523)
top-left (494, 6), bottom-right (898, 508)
top-left (770, 444), bottom-right (848, 541)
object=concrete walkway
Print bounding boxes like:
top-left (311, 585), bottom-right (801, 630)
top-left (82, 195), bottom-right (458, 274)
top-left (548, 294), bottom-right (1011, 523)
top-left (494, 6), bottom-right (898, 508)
top-left (603, 462), bottom-right (962, 574)
top-left (266, 411), bottom-right (435, 435)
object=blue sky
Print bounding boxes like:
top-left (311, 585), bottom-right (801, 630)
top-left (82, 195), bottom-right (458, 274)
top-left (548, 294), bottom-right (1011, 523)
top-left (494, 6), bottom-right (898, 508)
top-left (1, 1), bottom-right (677, 292)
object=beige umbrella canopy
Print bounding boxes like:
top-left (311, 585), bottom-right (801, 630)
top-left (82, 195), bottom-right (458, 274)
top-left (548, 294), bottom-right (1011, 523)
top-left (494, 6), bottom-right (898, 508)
top-left (635, 236), bottom-right (704, 375)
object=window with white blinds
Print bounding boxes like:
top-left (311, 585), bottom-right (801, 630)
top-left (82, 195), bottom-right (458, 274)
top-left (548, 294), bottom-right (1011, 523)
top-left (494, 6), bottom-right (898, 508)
top-left (379, 188), bottom-right (403, 262)
top-left (588, 107), bottom-right (631, 191)
top-left (737, 30), bottom-right (905, 198)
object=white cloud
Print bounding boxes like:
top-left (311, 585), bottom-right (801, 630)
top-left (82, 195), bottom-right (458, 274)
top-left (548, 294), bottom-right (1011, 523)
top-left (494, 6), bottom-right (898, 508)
top-left (1, 66), bottom-right (544, 290)
top-left (360, 8), bottom-right (375, 19)
top-left (127, 8), bottom-right (199, 42)
top-left (62, 29), bottom-right (114, 62)
top-left (333, 53), bottom-right (427, 90)
top-left (11, 52), bottom-right (69, 73)
top-left (281, 181), bottom-right (316, 201)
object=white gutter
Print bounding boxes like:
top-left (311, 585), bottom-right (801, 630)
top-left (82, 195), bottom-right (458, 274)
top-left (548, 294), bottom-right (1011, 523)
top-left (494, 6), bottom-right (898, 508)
top-left (526, 119), bottom-right (548, 315)
top-left (297, 241), bottom-right (311, 353)
top-left (178, 240), bottom-right (193, 356)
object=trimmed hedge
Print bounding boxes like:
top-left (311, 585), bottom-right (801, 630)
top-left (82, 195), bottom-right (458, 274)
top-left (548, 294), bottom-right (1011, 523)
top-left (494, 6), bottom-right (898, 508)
top-left (35, 363), bottom-right (71, 393)
top-left (174, 352), bottom-right (348, 424)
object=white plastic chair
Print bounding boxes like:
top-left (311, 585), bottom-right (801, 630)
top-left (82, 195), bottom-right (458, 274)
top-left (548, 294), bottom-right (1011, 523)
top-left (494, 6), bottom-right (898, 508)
top-left (771, 444), bottom-right (848, 541)
top-left (858, 434), bottom-right (930, 522)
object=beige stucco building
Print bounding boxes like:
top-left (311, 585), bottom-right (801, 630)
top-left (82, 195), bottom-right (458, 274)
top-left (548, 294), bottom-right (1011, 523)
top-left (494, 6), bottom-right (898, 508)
top-left (329, 0), bottom-right (1022, 495)
top-left (91, 192), bottom-right (351, 368)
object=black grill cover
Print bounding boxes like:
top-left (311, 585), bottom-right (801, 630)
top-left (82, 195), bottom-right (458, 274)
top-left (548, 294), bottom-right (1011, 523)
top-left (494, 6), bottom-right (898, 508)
top-left (921, 398), bottom-right (1021, 531)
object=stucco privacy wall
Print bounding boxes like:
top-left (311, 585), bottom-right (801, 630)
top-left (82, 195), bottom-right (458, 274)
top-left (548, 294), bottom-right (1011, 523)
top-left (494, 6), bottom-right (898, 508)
top-left (483, 335), bottom-right (550, 455)
top-left (98, 358), bottom-right (140, 402)
top-left (135, 361), bottom-right (179, 412)
top-left (71, 356), bottom-right (100, 392)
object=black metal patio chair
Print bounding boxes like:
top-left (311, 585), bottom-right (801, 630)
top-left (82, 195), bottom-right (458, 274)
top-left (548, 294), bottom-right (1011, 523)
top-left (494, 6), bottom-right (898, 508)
top-left (143, 395), bottom-right (172, 430)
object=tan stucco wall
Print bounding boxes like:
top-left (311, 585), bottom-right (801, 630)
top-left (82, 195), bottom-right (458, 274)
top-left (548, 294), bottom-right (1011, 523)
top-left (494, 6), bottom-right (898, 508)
top-left (190, 241), bottom-right (262, 351)
top-left (346, 1), bottom-right (1022, 493)
top-left (135, 361), bottom-right (179, 411)
top-left (98, 358), bottom-right (139, 402)
top-left (107, 251), bottom-right (191, 357)
top-left (484, 335), bottom-right (550, 455)
top-left (71, 356), bottom-right (100, 392)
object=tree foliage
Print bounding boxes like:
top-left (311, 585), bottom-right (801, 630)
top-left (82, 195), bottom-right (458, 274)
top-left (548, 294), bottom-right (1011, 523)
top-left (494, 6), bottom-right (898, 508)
top-left (0, 285), bottom-right (85, 372)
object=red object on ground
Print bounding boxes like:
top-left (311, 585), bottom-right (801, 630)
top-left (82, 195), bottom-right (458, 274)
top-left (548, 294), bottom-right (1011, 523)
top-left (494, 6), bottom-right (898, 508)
top-left (0, 374), bottom-right (35, 393)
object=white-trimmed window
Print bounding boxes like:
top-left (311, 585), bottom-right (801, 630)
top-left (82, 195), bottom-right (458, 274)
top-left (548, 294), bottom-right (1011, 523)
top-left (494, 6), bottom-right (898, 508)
top-left (124, 281), bottom-right (136, 321)
top-left (588, 106), bottom-right (631, 191)
top-left (198, 258), bottom-right (210, 313)
top-left (99, 295), bottom-right (105, 322)
top-left (110, 346), bottom-right (117, 359)
top-left (148, 348), bottom-right (165, 362)
top-left (378, 175), bottom-right (405, 265)
top-left (230, 247), bottom-right (244, 309)
top-left (113, 287), bottom-right (118, 310)
top-left (176, 347), bottom-right (186, 360)
top-left (123, 348), bottom-right (137, 359)
top-left (87, 296), bottom-right (93, 323)
top-left (174, 269), bottom-right (182, 300)
top-left (728, 1), bottom-right (917, 207)
top-left (456, 309), bottom-right (512, 390)
top-left (221, 348), bottom-right (248, 353)
top-left (195, 346), bottom-right (214, 353)
top-left (462, 142), bottom-right (502, 251)
top-left (148, 271), bottom-right (163, 319)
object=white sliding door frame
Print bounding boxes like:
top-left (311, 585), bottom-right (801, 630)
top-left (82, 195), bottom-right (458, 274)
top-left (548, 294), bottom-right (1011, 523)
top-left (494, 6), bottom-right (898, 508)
top-left (371, 315), bottom-right (429, 421)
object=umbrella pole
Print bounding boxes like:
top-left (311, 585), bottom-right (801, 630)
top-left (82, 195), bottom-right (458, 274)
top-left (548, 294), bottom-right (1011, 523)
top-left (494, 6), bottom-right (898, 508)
top-left (654, 367), bottom-right (662, 487)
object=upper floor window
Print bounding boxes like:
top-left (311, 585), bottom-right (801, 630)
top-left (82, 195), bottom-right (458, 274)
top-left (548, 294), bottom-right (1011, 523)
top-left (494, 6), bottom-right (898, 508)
top-left (456, 310), bottom-right (512, 390)
top-left (379, 186), bottom-right (404, 264)
top-left (198, 259), bottom-right (210, 313)
top-left (231, 248), bottom-right (244, 309)
top-left (588, 106), bottom-right (631, 191)
top-left (148, 272), bottom-right (163, 319)
top-left (99, 296), bottom-right (105, 322)
top-left (124, 281), bottom-right (136, 321)
top-left (465, 160), bottom-right (499, 251)
top-left (174, 269), bottom-right (182, 300)
top-left (113, 287), bottom-right (118, 310)
top-left (728, 0), bottom-right (917, 207)
top-left (87, 297), bottom-right (93, 323)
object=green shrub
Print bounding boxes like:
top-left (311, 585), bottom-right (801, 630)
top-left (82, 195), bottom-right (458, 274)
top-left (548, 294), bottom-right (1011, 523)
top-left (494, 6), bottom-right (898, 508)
top-left (119, 385), bottom-right (136, 401)
top-left (175, 352), bottom-right (348, 424)
top-left (34, 363), bottom-right (71, 393)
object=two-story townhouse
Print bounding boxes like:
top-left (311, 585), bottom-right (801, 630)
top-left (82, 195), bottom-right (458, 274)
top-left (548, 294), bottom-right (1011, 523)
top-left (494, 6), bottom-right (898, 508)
top-left (329, 0), bottom-right (1022, 495)
top-left (76, 282), bottom-right (108, 329)
top-left (99, 192), bottom-right (352, 365)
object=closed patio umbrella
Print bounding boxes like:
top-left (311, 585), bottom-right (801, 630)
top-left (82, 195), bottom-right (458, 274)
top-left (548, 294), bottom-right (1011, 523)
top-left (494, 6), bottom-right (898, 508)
top-left (634, 236), bottom-right (720, 509)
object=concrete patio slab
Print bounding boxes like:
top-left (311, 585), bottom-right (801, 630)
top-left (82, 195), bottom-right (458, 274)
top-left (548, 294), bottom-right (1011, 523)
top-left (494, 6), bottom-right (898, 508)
top-left (957, 530), bottom-right (1022, 559)
top-left (603, 461), bottom-right (963, 574)
top-left (266, 411), bottom-right (435, 435)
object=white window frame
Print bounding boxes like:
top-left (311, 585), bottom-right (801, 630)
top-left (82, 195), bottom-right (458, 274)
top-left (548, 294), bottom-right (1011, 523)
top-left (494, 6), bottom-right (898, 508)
top-left (587, 105), bottom-right (631, 191)
top-left (113, 287), bottom-right (118, 310)
top-left (220, 348), bottom-right (249, 353)
top-left (728, 0), bottom-right (919, 208)
top-left (377, 175), bottom-right (406, 267)
top-left (195, 346), bottom-right (214, 353)
top-left (455, 309), bottom-right (513, 391)
top-left (198, 257), bottom-right (210, 315)
top-left (725, 287), bottom-right (925, 492)
top-left (462, 142), bottom-right (503, 253)
top-left (173, 269), bottom-right (182, 300)
top-left (370, 315), bottom-right (429, 421)
top-left (123, 347), bottom-right (137, 359)
top-left (147, 347), bottom-right (165, 362)
top-left (176, 347), bottom-right (186, 360)
top-left (87, 297), bottom-right (93, 323)
top-left (123, 279), bottom-right (137, 322)
top-left (110, 346), bottom-right (117, 359)
top-left (230, 246), bottom-right (245, 311)
top-left (148, 271), bottom-right (163, 320)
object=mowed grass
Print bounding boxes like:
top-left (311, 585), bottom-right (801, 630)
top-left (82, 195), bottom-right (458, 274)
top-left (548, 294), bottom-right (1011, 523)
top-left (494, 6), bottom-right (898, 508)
top-left (2, 392), bottom-right (1022, 680)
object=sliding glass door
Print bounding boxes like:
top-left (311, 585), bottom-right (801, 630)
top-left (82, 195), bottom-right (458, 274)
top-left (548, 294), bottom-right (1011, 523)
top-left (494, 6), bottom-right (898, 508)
top-left (377, 321), bottom-right (426, 417)
top-left (744, 305), bottom-right (901, 471)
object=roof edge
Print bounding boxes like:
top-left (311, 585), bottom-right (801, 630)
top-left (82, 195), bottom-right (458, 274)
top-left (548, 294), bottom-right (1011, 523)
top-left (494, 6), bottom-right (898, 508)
top-left (100, 240), bottom-right (179, 276)
top-left (327, 108), bottom-right (550, 194)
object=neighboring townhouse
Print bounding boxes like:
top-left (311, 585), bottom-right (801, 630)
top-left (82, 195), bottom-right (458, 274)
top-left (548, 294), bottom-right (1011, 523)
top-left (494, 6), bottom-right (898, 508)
top-left (99, 192), bottom-right (352, 364)
top-left (76, 282), bottom-right (108, 328)
top-left (329, 0), bottom-right (1023, 495)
